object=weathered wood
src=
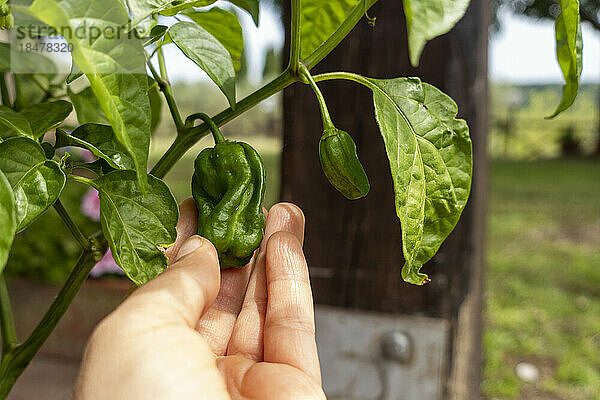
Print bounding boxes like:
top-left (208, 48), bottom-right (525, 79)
top-left (282, 1), bottom-right (489, 397)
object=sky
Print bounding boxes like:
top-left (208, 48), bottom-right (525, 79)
top-left (490, 8), bottom-right (600, 84)
top-left (160, 3), bottom-right (600, 84)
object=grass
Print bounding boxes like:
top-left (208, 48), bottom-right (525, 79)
top-left (483, 158), bottom-right (600, 400)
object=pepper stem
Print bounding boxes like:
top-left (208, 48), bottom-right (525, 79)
top-left (185, 113), bottom-right (226, 144)
top-left (298, 64), bottom-right (336, 131)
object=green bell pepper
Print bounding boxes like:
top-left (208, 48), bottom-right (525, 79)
top-left (190, 114), bottom-right (266, 268)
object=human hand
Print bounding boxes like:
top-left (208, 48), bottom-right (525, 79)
top-left (74, 200), bottom-right (325, 400)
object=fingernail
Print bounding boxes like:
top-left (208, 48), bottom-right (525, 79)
top-left (176, 236), bottom-right (204, 261)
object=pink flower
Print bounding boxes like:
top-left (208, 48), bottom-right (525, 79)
top-left (81, 188), bottom-right (100, 221)
top-left (90, 249), bottom-right (123, 277)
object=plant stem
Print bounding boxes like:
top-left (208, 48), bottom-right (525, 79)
top-left (146, 54), bottom-right (184, 132)
top-left (304, 0), bottom-right (378, 69)
top-left (53, 199), bottom-right (91, 250)
top-left (312, 71), bottom-right (375, 88)
top-left (298, 64), bottom-right (336, 131)
top-left (157, 46), bottom-right (168, 81)
top-left (69, 175), bottom-right (100, 190)
top-left (288, 0), bottom-right (302, 74)
top-left (185, 113), bottom-right (225, 144)
top-left (0, 73), bottom-right (10, 107)
top-left (151, 69), bottom-right (296, 178)
top-left (0, 237), bottom-right (107, 399)
top-left (0, 275), bottom-right (17, 355)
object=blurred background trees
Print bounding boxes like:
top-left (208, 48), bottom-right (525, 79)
top-left (493, 0), bottom-right (600, 156)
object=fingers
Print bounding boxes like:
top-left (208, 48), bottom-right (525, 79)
top-left (195, 266), bottom-right (251, 355)
top-left (227, 203), bottom-right (305, 361)
top-left (165, 197), bottom-right (198, 264)
top-left (114, 236), bottom-right (221, 330)
top-left (194, 209), bottom-right (271, 355)
top-left (263, 231), bottom-right (321, 384)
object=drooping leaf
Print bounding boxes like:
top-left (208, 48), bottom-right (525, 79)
top-left (0, 137), bottom-right (66, 231)
top-left (548, 0), bottom-right (583, 118)
top-left (0, 101), bottom-right (72, 139)
top-left (27, 0), bottom-right (152, 193)
top-left (55, 124), bottom-right (135, 170)
top-left (226, 0), bottom-right (259, 26)
top-left (402, 0), bottom-right (470, 67)
top-left (186, 8), bottom-right (244, 71)
top-left (95, 170), bottom-right (178, 286)
top-left (126, 0), bottom-right (216, 27)
top-left (67, 86), bottom-right (108, 125)
top-left (169, 21), bottom-right (236, 107)
top-left (0, 169), bottom-right (16, 273)
top-left (366, 76), bottom-right (472, 285)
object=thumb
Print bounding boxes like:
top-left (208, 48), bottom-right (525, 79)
top-left (119, 236), bottom-right (221, 328)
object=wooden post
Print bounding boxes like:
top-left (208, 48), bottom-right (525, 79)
top-left (281, 1), bottom-right (489, 397)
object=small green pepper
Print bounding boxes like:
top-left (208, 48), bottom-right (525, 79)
top-left (298, 64), bottom-right (370, 200)
top-left (319, 128), bottom-right (370, 200)
top-left (190, 114), bottom-right (266, 268)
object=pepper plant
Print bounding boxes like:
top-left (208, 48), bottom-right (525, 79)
top-left (0, 0), bottom-right (584, 396)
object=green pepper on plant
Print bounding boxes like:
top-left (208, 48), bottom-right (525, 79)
top-left (190, 113), bottom-right (266, 269)
top-left (299, 64), bottom-right (370, 200)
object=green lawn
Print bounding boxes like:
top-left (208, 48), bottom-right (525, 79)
top-left (483, 159), bottom-right (600, 399)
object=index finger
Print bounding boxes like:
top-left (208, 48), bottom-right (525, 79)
top-left (165, 197), bottom-right (198, 264)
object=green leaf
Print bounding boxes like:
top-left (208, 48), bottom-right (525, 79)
top-left (68, 86), bottom-right (108, 125)
top-left (169, 21), bottom-right (236, 107)
top-left (402, 0), bottom-right (470, 67)
top-left (0, 101), bottom-right (72, 139)
top-left (186, 8), bottom-right (244, 71)
top-left (95, 170), bottom-right (178, 286)
top-left (0, 169), bottom-right (16, 273)
top-left (22, 101), bottom-right (73, 137)
top-left (142, 25), bottom-right (168, 47)
top-left (366, 77), bottom-right (472, 285)
top-left (126, 0), bottom-right (216, 27)
top-left (55, 124), bottom-right (135, 170)
top-left (66, 63), bottom-right (83, 84)
top-left (0, 42), bottom-right (58, 76)
top-left (14, 74), bottom-right (50, 108)
top-left (0, 137), bottom-right (66, 231)
top-left (0, 106), bottom-right (32, 137)
top-left (135, 16), bottom-right (157, 38)
top-left (27, 0), bottom-right (152, 193)
top-left (227, 0), bottom-right (259, 26)
top-left (300, 0), bottom-right (360, 59)
top-left (548, 0), bottom-right (583, 118)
